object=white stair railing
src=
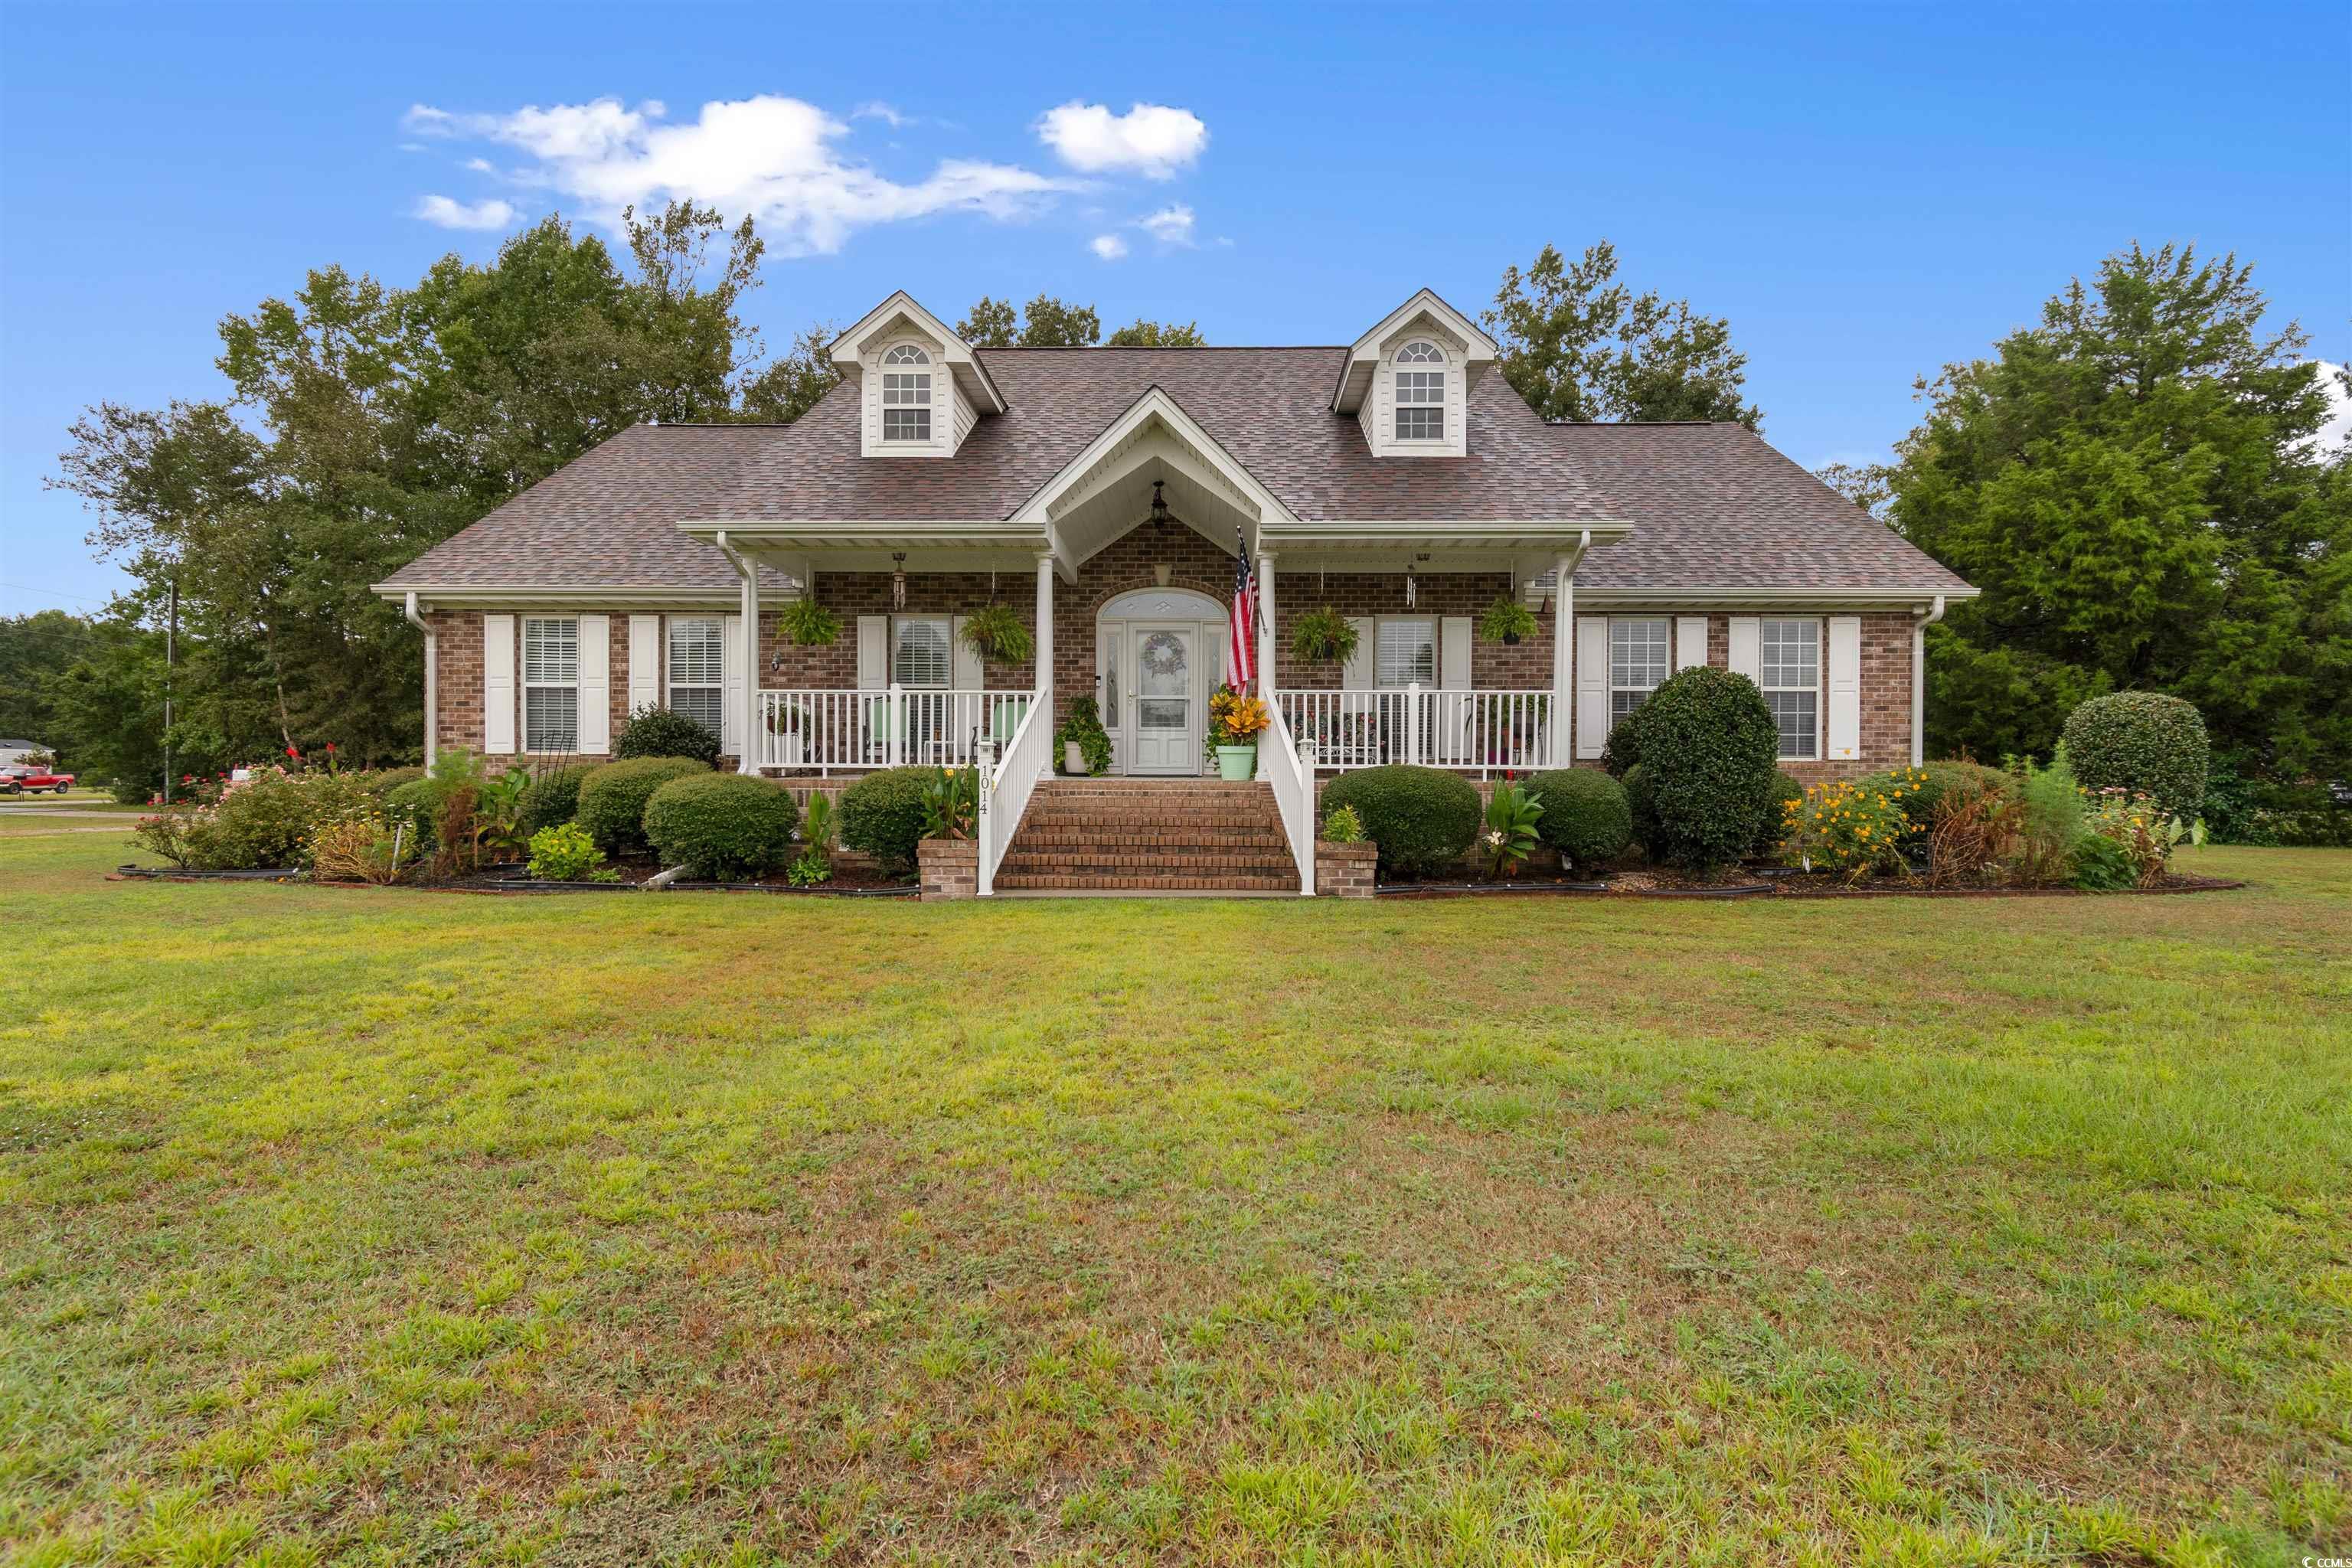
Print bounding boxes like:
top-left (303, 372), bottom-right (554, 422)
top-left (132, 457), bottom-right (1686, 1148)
top-left (977, 688), bottom-right (1050, 897)
top-left (1259, 697), bottom-right (1316, 895)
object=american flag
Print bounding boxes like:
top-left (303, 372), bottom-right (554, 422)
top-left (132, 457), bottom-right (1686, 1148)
top-left (1229, 528), bottom-right (1257, 688)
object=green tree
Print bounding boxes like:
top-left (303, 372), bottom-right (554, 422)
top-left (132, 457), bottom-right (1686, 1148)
top-left (1483, 241), bottom-right (1760, 427)
top-left (0, 610), bottom-right (98, 746)
top-left (737, 324), bottom-right (842, 423)
top-left (956, 296), bottom-right (1019, 348)
top-left (1887, 243), bottom-right (2351, 780)
top-left (1105, 318), bottom-right (1207, 347)
top-left (957, 293), bottom-right (1102, 347)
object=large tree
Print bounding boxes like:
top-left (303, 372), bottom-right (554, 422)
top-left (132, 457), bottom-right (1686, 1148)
top-left (956, 294), bottom-right (1102, 347)
top-left (51, 202), bottom-right (822, 779)
top-left (1105, 318), bottom-right (1206, 347)
top-left (1886, 243), bottom-right (2351, 779)
top-left (0, 610), bottom-right (97, 746)
top-left (1483, 241), bottom-right (1761, 427)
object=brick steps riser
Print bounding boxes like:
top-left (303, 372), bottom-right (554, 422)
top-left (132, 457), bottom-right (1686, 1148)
top-left (995, 876), bottom-right (1299, 891)
top-left (1001, 858), bottom-right (1298, 874)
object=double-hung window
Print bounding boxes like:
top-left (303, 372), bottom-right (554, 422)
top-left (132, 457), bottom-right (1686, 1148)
top-left (1376, 618), bottom-right (1436, 688)
top-left (1609, 618), bottom-right (1670, 723)
top-left (891, 616), bottom-right (952, 688)
top-left (521, 616), bottom-right (580, 753)
top-left (1759, 618), bottom-right (1821, 760)
top-left (880, 344), bottom-right (933, 443)
top-left (666, 616), bottom-right (724, 740)
top-left (1393, 340), bottom-right (1445, 442)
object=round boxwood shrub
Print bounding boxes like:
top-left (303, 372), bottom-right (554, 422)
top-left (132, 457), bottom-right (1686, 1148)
top-left (2061, 692), bottom-right (2210, 821)
top-left (519, 764), bottom-right (592, 835)
top-left (1317, 765), bottom-right (1481, 877)
top-left (613, 703), bottom-right (723, 766)
top-left (577, 756), bottom-right (708, 854)
top-left (1616, 666), bottom-right (1779, 869)
top-left (1527, 768), bottom-right (1632, 867)
top-left (1751, 770), bottom-right (1806, 855)
top-left (642, 773), bottom-right (799, 880)
top-left (838, 766), bottom-right (939, 873)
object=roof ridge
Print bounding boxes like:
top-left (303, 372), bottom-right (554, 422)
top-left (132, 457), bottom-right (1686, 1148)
top-left (975, 344), bottom-right (1346, 352)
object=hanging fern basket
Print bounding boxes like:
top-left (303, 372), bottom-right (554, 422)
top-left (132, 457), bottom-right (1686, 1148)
top-left (960, 603), bottom-right (1033, 665)
top-left (777, 597), bottom-right (840, 648)
top-left (1289, 606), bottom-right (1359, 666)
top-left (1478, 595), bottom-right (1538, 646)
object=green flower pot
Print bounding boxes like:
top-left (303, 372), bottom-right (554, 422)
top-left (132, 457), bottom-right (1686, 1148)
top-left (1215, 744), bottom-right (1258, 781)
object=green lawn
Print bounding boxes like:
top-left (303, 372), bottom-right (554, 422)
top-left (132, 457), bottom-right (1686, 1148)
top-left (2, 831), bottom-right (2347, 1566)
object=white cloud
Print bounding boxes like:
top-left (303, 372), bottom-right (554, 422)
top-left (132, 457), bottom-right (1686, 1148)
top-left (851, 100), bottom-right (906, 126)
top-left (1036, 101), bottom-right (1206, 178)
top-left (463, 157), bottom-right (495, 174)
top-left (1089, 233), bottom-right (1129, 261)
top-left (413, 194), bottom-right (518, 230)
top-left (1138, 203), bottom-right (1194, 246)
top-left (2313, 361), bottom-right (2352, 453)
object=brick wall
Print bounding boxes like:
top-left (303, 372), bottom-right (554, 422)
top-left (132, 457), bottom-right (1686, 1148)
top-left (1314, 840), bottom-right (1379, 897)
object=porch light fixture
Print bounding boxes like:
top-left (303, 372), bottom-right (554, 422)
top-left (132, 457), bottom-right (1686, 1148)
top-left (1148, 478), bottom-right (1171, 525)
top-left (891, 552), bottom-right (907, 610)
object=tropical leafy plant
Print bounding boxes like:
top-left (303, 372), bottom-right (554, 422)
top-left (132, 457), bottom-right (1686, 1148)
top-left (920, 766), bottom-right (978, 841)
top-left (1056, 697), bottom-right (1113, 776)
top-left (777, 597), bottom-right (839, 648)
top-left (959, 604), bottom-right (1032, 665)
top-left (1479, 778), bottom-right (1545, 878)
top-left (1477, 596), bottom-right (1538, 645)
top-left (1289, 607), bottom-right (1358, 665)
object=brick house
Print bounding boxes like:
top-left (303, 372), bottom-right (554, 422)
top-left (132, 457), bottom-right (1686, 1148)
top-left (376, 289), bottom-right (1975, 895)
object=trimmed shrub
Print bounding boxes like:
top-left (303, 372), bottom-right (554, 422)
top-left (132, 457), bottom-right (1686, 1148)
top-left (1622, 764), bottom-right (1658, 849)
top-left (838, 766), bottom-right (939, 873)
top-left (1614, 667), bottom-right (1779, 869)
top-left (577, 756), bottom-right (708, 855)
top-left (363, 766), bottom-right (426, 795)
top-left (1527, 768), bottom-right (1632, 867)
top-left (2061, 692), bottom-right (2210, 822)
top-left (519, 765), bottom-right (592, 835)
top-left (613, 703), bottom-right (723, 766)
top-left (642, 773), bottom-right (799, 880)
top-left (1318, 765), bottom-right (1481, 877)
top-left (1753, 771), bottom-right (1805, 855)
top-left (129, 766), bottom-right (379, 871)
top-left (109, 776), bottom-right (153, 805)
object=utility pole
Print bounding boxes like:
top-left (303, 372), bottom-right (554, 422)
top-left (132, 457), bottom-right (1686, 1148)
top-left (162, 576), bottom-right (178, 805)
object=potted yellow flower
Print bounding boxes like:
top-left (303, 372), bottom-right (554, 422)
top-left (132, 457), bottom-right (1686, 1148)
top-left (1207, 684), bottom-right (1270, 780)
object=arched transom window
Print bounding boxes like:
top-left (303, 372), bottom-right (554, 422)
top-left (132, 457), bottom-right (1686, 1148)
top-left (880, 344), bottom-right (933, 442)
top-left (1393, 340), bottom-right (1446, 441)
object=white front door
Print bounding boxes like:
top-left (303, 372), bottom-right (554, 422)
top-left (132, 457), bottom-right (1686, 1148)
top-left (1129, 622), bottom-right (1197, 774)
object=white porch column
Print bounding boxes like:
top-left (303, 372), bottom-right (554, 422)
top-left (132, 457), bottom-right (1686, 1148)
top-left (739, 567), bottom-right (761, 773)
top-left (1256, 552), bottom-right (1277, 699)
top-left (1551, 555), bottom-right (1574, 767)
top-left (1034, 554), bottom-right (1055, 774)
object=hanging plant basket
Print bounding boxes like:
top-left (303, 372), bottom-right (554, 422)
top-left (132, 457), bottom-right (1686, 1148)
top-left (1478, 595), bottom-right (1538, 646)
top-left (1289, 606), bottom-right (1359, 666)
top-left (777, 597), bottom-right (839, 648)
top-left (960, 603), bottom-right (1034, 665)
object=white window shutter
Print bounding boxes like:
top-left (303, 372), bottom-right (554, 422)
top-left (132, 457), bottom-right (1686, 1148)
top-left (1574, 616), bottom-right (1610, 758)
top-left (1341, 619), bottom-right (1375, 690)
top-left (857, 615), bottom-right (888, 689)
top-left (482, 614), bottom-right (515, 753)
top-left (627, 615), bottom-right (659, 714)
top-left (950, 615), bottom-right (984, 690)
top-left (1827, 615), bottom-right (1863, 761)
top-left (577, 616), bottom-right (611, 753)
top-left (1675, 616), bottom-right (1708, 673)
top-left (720, 613), bottom-right (743, 756)
top-left (1439, 617), bottom-right (1472, 689)
top-left (1728, 617), bottom-right (1762, 683)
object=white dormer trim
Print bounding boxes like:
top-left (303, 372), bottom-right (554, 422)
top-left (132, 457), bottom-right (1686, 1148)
top-left (1331, 287), bottom-right (1497, 419)
top-left (831, 291), bottom-right (1004, 458)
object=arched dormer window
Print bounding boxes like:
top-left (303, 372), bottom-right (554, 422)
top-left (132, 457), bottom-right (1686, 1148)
top-left (1393, 340), bottom-right (1446, 442)
top-left (880, 344), bottom-right (933, 442)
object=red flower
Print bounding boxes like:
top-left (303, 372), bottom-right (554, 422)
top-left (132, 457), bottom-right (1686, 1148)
top-left (325, 742), bottom-right (336, 753)
top-left (181, 774), bottom-right (194, 783)
top-left (286, 746), bottom-right (299, 759)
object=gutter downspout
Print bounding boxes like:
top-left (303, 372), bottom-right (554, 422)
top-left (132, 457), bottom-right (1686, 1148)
top-left (403, 591), bottom-right (436, 766)
top-left (714, 531), bottom-right (761, 773)
top-left (1911, 594), bottom-right (1945, 767)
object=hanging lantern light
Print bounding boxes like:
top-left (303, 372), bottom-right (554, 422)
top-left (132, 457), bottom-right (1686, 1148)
top-left (1148, 479), bottom-right (1171, 526)
top-left (891, 552), bottom-right (907, 611)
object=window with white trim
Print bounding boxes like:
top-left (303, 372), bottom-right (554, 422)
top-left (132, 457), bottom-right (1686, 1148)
top-left (891, 616), bottom-right (952, 688)
top-left (1609, 618), bottom-right (1670, 723)
top-left (880, 344), bottom-right (933, 442)
top-left (1393, 340), bottom-right (1445, 442)
top-left (521, 616), bottom-right (580, 753)
top-left (1760, 618), bottom-right (1821, 760)
top-left (666, 616), bottom-right (724, 740)
top-left (1376, 618), bottom-right (1436, 688)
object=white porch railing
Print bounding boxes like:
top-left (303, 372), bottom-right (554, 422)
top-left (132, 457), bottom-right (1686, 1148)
top-left (1275, 687), bottom-right (1555, 776)
top-left (977, 689), bottom-right (1050, 897)
top-left (1258, 695), bottom-right (1315, 895)
top-left (759, 688), bottom-right (1034, 774)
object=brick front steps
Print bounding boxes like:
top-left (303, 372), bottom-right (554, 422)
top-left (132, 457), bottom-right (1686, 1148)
top-left (992, 778), bottom-right (1302, 895)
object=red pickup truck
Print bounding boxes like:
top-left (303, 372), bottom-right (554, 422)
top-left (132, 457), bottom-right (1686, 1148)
top-left (0, 766), bottom-right (76, 795)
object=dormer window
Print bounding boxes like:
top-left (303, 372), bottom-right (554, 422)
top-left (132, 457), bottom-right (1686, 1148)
top-left (1393, 341), bottom-right (1446, 442)
top-left (880, 345), bottom-right (933, 442)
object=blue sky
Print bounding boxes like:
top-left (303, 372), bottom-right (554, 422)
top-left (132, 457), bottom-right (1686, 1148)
top-left (4, 2), bottom-right (2346, 616)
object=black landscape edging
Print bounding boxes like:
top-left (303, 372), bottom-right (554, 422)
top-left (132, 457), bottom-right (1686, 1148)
top-left (116, 864), bottom-right (299, 881)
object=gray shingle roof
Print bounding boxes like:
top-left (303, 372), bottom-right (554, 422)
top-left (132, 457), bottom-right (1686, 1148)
top-left (379, 347), bottom-right (1971, 598)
